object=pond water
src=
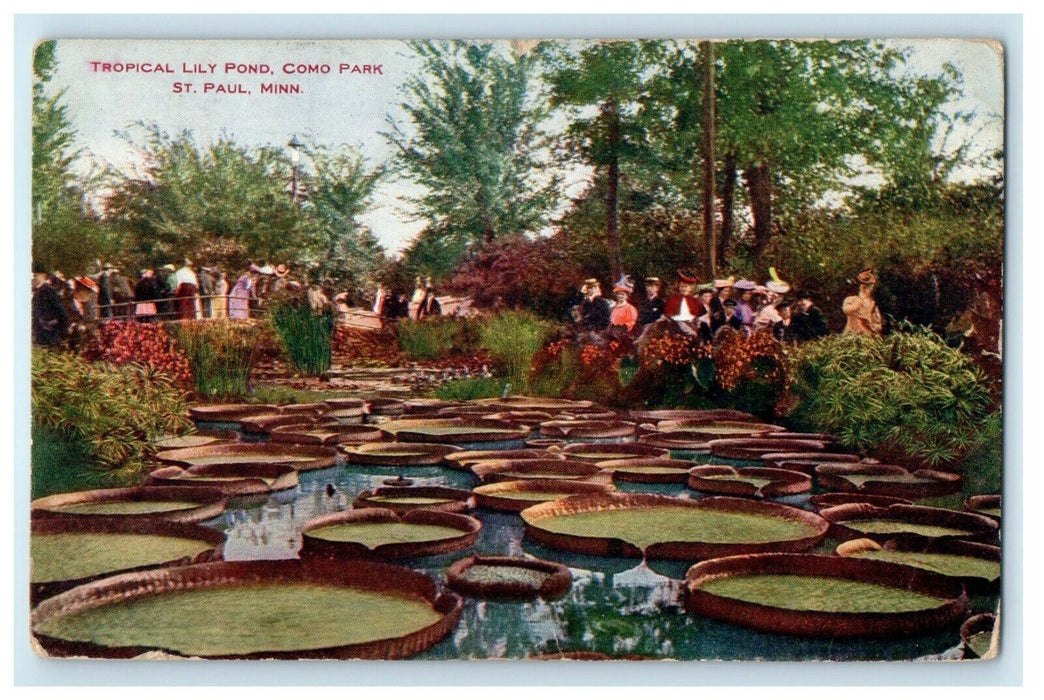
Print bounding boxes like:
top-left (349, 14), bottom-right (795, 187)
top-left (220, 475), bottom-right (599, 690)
top-left (197, 420), bottom-right (991, 661)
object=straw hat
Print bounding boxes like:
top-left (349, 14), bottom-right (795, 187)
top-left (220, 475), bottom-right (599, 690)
top-left (733, 279), bottom-right (756, 291)
top-left (714, 276), bottom-right (735, 289)
top-left (644, 277), bottom-right (663, 287)
top-left (73, 276), bottom-right (98, 293)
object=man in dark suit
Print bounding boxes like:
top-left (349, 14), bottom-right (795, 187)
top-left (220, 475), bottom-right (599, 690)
top-left (789, 290), bottom-right (830, 341)
top-left (637, 277), bottom-right (666, 327)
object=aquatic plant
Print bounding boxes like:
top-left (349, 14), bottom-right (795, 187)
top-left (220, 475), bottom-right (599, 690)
top-left (267, 298), bottom-right (334, 376)
top-left (477, 311), bottom-right (556, 392)
top-left (167, 320), bottom-right (262, 399)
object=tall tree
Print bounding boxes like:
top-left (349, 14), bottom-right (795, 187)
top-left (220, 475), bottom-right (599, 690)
top-left (385, 41), bottom-right (560, 275)
top-left (542, 41), bottom-right (658, 281)
top-left (648, 40), bottom-right (970, 261)
top-left (104, 123), bottom-right (308, 270)
top-left (301, 143), bottom-right (386, 290)
top-left (32, 40), bottom-right (113, 273)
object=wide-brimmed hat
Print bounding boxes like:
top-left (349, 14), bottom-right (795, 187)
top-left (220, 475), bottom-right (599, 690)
top-left (697, 282), bottom-right (714, 293)
top-left (259, 265), bottom-right (275, 275)
top-left (73, 276), bottom-right (98, 293)
top-left (677, 270), bottom-right (699, 284)
top-left (162, 264), bottom-right (176, 272)
top-left (274, 263), bottom-right (290, 277)
top-left (714, 276), bottom-right (735, 289)
top-left (857, 269), bottom-right (877, 285)
top-left (733, 279), bottom-right (756, 291)
top-left (644, 277), bottom-right (663, 286)
top-left (612, 285), bottom-right (631, 294)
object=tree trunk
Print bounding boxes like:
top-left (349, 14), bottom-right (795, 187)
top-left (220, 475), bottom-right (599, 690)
top-left (604, 97), bottom-right (622, 281)
top-left (719, 152), bottom-right (737, 265)
top-left (701, 40), bottom-right (716, 279)
top-left (744, 162), bottom-right (773, 257)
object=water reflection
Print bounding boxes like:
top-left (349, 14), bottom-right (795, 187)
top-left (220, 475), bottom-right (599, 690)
top-left (196, 426), bottom-right (980, 661)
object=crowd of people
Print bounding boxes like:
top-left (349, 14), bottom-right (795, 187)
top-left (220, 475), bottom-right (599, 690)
top-left (571, 267), bottom-right (879, 345)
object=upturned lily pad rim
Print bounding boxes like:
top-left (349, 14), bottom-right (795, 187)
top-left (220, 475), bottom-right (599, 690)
top-left (629, 408), bottom-right (759, 424)
top-left (153, 435), bottom-right (229, 450)
top-left (820, 503), bottom-right (1000, 545)
top-left (808, 492), bottom-right (914, 510)
top-left (300, 507), bottom-right (482, 559)
top-left (835, 536), bottom-right (1001, 592)
top-left (815, 463), bottom-right (962, 498)
top-left (538, 420), bottom-right (637, 439)
top-left (473, 396), bottom-right (595, 410)
top-left (31, 486), bottom-right (227, 524)
top-left (637, 432), bottom-right (713, 451)
top-left (687, 466), bottom-right (812, 498)
top-left (472, 478), bottom-right (615, 512)
top-left (155, 443), bottom-right (338, 471)
top-left (270, 423), bottom-right (385, 446)
top-left (960, 613), bottom-right (998, 659)
top-left (30, 517), bottom-right (225, 605)
top-left (595, 457), bottom-right (696, 484)
top-left (343, 442), bottom-right (463, 466)
top-left (147, 464), bottom-right (300, 495)
top-left (556, 442), bottom-right (669, 461)
top-left (188, 404), bottom-right (279, 421)
top-left (471, 459), bottom-right (604, 484)
top-left (964, 494), bottom-right (1001, 520)
top-left (521, 493), bottom-right (829, 560)
top-left (30, 558), bottom-right (463, 660)
top-left (446, 554), bottom-right (572, 600)
top-left (238, 413), bottom-right (315, 434)
top-left (352, 486), bottom-right (474, 514)
top-left (709, 437), bottom-right (831, 460)
top-left (684, 552), bottom-right (970, 638)
top-left (444, 449), bottom-right (547, 469)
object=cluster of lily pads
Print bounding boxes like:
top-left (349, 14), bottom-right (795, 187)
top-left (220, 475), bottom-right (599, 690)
top-left (29, 396), bottom-right (1000, 660)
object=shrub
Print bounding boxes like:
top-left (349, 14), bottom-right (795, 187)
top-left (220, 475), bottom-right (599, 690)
top-left (167, 320), bottom-right (262, 399)
top-left (478, 311), bottom-right (557, 392)
top-left (31, 349), bottom-right (193, 484)
top-left (529, 338), bottom-right (629, 405)
top-left (434, 377), bottom-right (510, 401)
top-left (786, 328), bottom-right (996, 468)
top-left (268, 298), bottom-right (335, 376)
top-left (80, 321), bottom-right (192, 389)
top-left (396, 317), bottom-right (479, 361)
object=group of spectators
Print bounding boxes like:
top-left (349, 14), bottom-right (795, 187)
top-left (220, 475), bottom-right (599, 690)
top-left (573, 269), bottom-right (840, 345)
top-left (375, 276), bottom-right (443, 322)
top-left (30, 259), bottom-right (304, 348)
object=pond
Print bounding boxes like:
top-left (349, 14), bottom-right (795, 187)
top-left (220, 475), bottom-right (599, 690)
top-left (196, 420), bottom-right (992, 661)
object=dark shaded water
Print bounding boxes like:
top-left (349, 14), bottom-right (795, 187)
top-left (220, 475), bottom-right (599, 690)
top-left (197, 422), bottom-right (991, 661)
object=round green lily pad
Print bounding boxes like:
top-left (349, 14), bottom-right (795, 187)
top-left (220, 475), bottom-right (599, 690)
top-left (698, 574), bottom-right (946, 613)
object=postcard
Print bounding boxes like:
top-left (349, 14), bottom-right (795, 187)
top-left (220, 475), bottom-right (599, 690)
top-left (28, 37), bottom-right (1003, 662)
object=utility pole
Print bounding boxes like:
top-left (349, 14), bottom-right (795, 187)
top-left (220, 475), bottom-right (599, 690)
top-left (701, 40), bottom-right (717, 278)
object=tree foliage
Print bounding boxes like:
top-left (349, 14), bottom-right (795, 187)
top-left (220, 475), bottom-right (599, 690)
top-left (32, 40), bottom-right (114, 273)
top-left (541, 40), bottom-right (661, 279)
top-left (386, 41), bottom-right (561, 276)
top-left (103, 125), bottom-right (385, 283)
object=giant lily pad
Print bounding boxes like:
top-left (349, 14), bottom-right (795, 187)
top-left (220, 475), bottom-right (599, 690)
top-left (31, 559), bottom-right (462, 659)
top-left (836, 538), bottom-right (1000, 592)
top-left (155, 443), bottom-right (337, 471)
top-left (31, 486), bottom-right (226, 524)
top-left (342, 442), bottom-right (462, 466)
top-left (521, 493), bottom-right (828, 560)
top-left (30, 518), bottom-right (224, 604)
top-left (820, 503), bottom-right (999, 546)
top-left (301, 508), bottom-right (481, 559)
top-left (684, 553), bottom-right (969, 637)
top-left (472, 479), bottom-right (615, 512)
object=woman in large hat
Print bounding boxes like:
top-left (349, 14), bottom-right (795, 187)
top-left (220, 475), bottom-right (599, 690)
top-left (663, 271), bottom-right (704, 327)
top-left (609, 275), bottom-right (639, 332)
top-left (842, 268), bottom-right (883, 336)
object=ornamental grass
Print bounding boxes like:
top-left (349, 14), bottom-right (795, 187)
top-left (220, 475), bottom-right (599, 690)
top-left (31, 349), bottom-right (193, 484)
top-left (267, 299), bottom-right (334, 376)
top-left (167, 320), bottom-right (262, 399)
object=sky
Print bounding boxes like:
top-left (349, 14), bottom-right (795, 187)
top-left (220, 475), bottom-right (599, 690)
top-left (47, 38), bottom-right (1005, 256)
